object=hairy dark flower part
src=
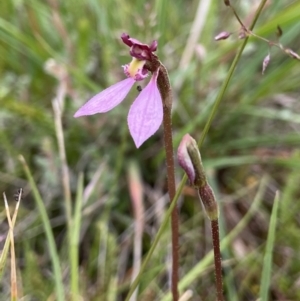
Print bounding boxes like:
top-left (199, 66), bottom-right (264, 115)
top-left (262, 53), bottom-right (270, 74)
top-left (198, 185), bottom-right (219, 221)
top-left (177, 134), bottom-right (207, 187)
top-left (121, 33), bottom-right (158, 61)
top-left (177, 134), bottom-right (219, 220)
top-left (224, 0), bottom-right (230, 6)
top-left (214, 31), bottom-right (231, 41)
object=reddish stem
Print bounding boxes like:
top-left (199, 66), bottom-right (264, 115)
top-left (155, 62), bottom-right (179, 301)
top-left (163, 105), bottom-right (179, 301)
top-left (211, 219), bottom-right (224, 301)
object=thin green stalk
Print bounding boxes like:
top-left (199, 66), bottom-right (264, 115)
top-left (259, 191), bottom-right (280, 301)
top-left (98, 122), bottom-right (127, 290)
top-left (124, 175), bottom-right (185, 301)
top-left (198, 0), bottom-right (269, 148)
top-left (19, 155), bottom-right (65, 301)
top-left (70, 173), bottom-right (84, 299)
top-left (52, 99), bottom-right (72, 229)
top-left (52, 77), bottom-right (73, 299)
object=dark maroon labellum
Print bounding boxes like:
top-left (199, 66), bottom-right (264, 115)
top-left (121, 33), bottom-right (158, 61)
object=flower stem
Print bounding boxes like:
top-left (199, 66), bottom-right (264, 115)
top-left (158, 64), bottom-right (179, 301)
top-left (163, 106), bottom-right (179, 301)
top-left (228, 1), bottom-right (300, 60)
top-left (197, 185), bottom-right (224, 300)
top-left (198, 0), bottom-right (268, 148)
top-left (211, 219), bottom-right (224, 301)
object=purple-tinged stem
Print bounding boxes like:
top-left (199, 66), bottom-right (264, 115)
top-left (225, 1), bottom-right (300, 61)
top-left (163, 106), bottom-right (179, 301)
top-left (211, 219), bottom-right (224, 301)
top-left (178, 135), bottom-right (224, 300)
top-left (198, 185), bottom-right (224, 301)
top-left (157, 63), bottom-right (179, 301)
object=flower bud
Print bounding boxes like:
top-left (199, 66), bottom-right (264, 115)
top-left (177, 134), bottom-right (206, 188)
top-left (178, 134), bottom-right (219, 221)
top-left (214, 31), bottom-right (231, 41)
top-left (121, 33), bottom-right (157, 61)
top-left (285, 48), bottom-right (300, 60)
top-left (262, 53), bottom-right (270, 75)
top-left (198, 185), bottom-right (219, 220)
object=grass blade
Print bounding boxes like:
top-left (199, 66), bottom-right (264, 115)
top-left (70, 173), bottom-right (84, 298)
top-left (3, 193), bottom-right (19, 301)
top-left (19, 155), bottom-right (65, 301)
top-left (259, 191), bottom-right (280, 301)
top-left (0, 191), bottom-right (22, 281)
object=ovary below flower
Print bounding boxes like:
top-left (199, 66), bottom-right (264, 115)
top-left (74, 35), bottom-right (162, 148)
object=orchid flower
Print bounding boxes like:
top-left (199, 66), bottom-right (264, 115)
top-left (74, 34), bottom-right (163, 148)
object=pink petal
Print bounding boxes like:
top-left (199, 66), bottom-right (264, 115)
top-left (127, 72), bottom-right (163, 148)
top-left (74, 78), bottom-right (135, 117)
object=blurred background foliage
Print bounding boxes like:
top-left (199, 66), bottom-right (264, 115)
top-left (0, 0), bottom-right (300, 300)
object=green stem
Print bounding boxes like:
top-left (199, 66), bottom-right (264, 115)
top-left (70, 173), bottom-right (84, 298)
top-left (19, 155), bottom-right (65, 301)
top-left (124, 177), bottom-right (185, 301)
top-left (198, 0), bottom-right (268, 148)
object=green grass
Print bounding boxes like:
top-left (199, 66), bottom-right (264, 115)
top-left (1, 0), bottom-right (300, 300)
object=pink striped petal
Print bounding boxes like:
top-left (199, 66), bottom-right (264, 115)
top-left (127, 72), bottom-right (163, 148)
top-left (74, 78), bottom-right (135, 117)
